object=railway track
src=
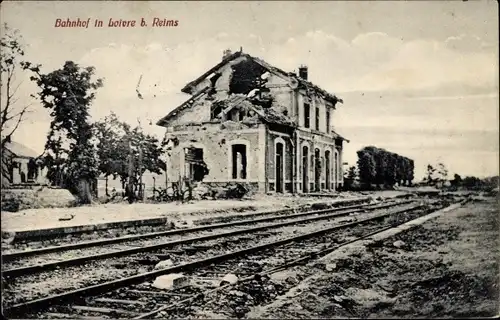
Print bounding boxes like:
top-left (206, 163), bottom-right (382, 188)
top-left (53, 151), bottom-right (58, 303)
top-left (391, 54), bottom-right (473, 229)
top-left (3, 198), bottom-right (448, 319)
top-left (3, 199), bottom-right (379, 259)
top-left (3, 200), bottom-right (417, 307)
top-left (3, 197), bottom-right (378, 249)
top-left (2, 199), bottom-right (409, 277)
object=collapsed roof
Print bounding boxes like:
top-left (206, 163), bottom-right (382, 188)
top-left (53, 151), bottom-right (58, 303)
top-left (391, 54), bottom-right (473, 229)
top-left (181, 51), bottom-right (343, 105)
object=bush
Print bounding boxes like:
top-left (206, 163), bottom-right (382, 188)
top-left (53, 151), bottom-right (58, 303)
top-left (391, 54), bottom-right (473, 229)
top-left (225, 183), bottom-right (249, 199)
top-left (1, 197), bottom-right (20, 212)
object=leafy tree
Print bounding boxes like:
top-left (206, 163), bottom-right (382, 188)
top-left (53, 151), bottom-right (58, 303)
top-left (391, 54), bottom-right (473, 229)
top-left (356, 146), bottom-right (414, 189)
top-left (27, 61), bottom-right (103, 203)
top-left (462, 176), bottom-right (483, 190)
top-left (437, 162), bottom-right (448, 183)
top-left (357, 149), bottom-right (376, 189)
top-left (424, 164), bottom-right (437, 185)
top-left (345, 165), bottom-right (357, 180)
top-left (400, 157), bottom-right (410, 186)
top-left (407, 159), bottom-right (415, 186)
top-left (93, 112), bottom-right (129, 194)
top-left (450, 173), bottom-right (462, 188)
top-left (343, 165), bottom-right (357, 190)
top-left (395, 155), bottom-right (404, 186)
top-left (373, 148), bottom-right (387, 187)
top-left (94, 113), bottom-right (167, 200)
top-left (384, 152), bottom-right (398, 187)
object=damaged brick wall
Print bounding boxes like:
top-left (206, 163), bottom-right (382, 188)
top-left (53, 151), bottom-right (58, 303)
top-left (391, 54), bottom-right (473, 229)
top-left (297, 90), bottom-right (332, 132)
top-left (167, 101), bottom-right (211, 127)
top-left (189, 56), bottom-right (294, 118)
top-left (298, 131), bottom-right (340, 192)
top-left (165, 123), bottom-right (263, 185)
top-left (190, 56), bottom-right (248, 97)
top-left (266, 132), bottom-right (293, 182)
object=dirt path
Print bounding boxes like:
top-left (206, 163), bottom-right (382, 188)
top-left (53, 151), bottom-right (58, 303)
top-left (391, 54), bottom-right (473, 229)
top-left (248, 198), bottom-right (499, 318)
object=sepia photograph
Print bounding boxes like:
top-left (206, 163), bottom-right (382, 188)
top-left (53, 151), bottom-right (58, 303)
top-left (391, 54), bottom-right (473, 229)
top-left (1, 1), bottom-right (498, 319)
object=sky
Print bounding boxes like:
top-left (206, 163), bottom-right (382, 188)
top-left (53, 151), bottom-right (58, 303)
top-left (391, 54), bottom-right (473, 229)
top-left (1, 1), bottom-right (498, 180)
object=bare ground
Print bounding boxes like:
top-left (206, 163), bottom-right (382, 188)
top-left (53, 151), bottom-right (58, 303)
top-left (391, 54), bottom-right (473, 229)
top-left (1, 191), bottom-right (395, 233)
top-left (247, 198), bottom-right (499, 319)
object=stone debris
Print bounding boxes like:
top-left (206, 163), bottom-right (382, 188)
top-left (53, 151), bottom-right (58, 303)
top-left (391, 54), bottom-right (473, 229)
top-left (152, 273), bottom-right (187, 290)
top-left (154, 259), bottom-right (174, 270)
top-left (393, 240), bottom-right (406, 248)
top-left (58, 214), bottom-right (75, 221)
top-left (325, 263), bottom-right (337, 272)
top-left (172, 218), bottom-right (194, 228)
top-left (1, 231), bottom-right (16, 245)
top-left (220, 273), bottom-right (239, 286)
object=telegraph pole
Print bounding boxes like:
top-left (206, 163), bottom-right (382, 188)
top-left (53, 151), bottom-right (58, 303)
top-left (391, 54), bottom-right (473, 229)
top-left (127, 139), bottom-right (135, 203)
top-left (138, 145), bottom-right (143, 200)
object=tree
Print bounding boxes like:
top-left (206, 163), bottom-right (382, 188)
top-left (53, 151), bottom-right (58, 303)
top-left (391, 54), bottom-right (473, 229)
top-left (343, 165), bottom-right (357, 190)
top-left (1, 24), bottom-right (33, 149)
top-left (372, 147), bottom-right (387, 188)
top-left (407, 159), bottom-right (415, 186)
top-left (93, 113), bottom-right (129, 188)
top-left (357, 149), bottom-right (376, 189)
top-left (356, 146), bottom-right (414, 189)
top-left (27, 61), bottom-right (103, 203)
top-left (1, 24), bottom-right (35, 185)
top-left (94, 113), bottom-right (167, 201)
top-left (384, 152), bottom-right (398, 187)
top-left (462, 176), bottom-right (483, 190)
top-left (437, 162), bottom-right (448, 183)
top-left (424, 164), bottom-right (437, 185)
top-left (450, 173), bottom-right (462, 189)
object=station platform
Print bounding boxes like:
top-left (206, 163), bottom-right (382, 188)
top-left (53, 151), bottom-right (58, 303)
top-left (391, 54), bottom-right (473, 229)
top-left (1, 192), bottom-right (409, 241)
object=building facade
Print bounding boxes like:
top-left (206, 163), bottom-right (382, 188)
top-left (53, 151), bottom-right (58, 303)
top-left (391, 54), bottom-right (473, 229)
top-left (1, 139), bottom-right (48, 187)
top-left (157, 50), bottom-right (348, 193)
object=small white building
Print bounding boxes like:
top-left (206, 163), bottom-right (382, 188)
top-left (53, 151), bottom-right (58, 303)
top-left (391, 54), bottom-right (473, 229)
top-left (1, 140), bottom-right (48, 186)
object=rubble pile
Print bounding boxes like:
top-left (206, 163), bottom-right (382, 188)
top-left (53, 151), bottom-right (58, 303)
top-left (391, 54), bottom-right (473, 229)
top-left (1, 188), bottom-right (77, 212)
top-left (192, 182), bottom-right (251, 200)
top-left (192, 274), bottom-right (285, 319)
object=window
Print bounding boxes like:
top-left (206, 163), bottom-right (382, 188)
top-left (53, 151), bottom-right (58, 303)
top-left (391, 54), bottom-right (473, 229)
top-left (185, 147), bottom-right (207, 182)
top-left (315, 106), bottom-right (320, 130)
top-left (304, 103), bottom-right (310, 128)
top-left (231, 144), bottom-right (247, 179)
top-left (326, 109), bottom-right (331, 133)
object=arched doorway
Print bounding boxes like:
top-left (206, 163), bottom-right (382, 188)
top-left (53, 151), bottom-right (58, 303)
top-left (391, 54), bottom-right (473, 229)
top-left (325, 150), bottom-right (331, 190)
top-left (314, 148), bottom-right (321, 191)
top-left (302, 145), bottom-right (309, 193)
top-left (275, 142), bottom-right (284, 193)
top-left (231, 144), bottom-right (247, 179)
top-left (334, 151), bottom-right (338, 188)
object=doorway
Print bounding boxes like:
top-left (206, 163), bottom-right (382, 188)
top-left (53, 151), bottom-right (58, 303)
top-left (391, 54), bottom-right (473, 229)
top-left (275, 142), bottom-right (284, 193)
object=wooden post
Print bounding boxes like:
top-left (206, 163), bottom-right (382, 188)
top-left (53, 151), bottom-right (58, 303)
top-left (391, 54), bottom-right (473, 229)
top-left (105, 176), bottom-right (109, 196)
top-left (152, 176), bottom-right (156, 201)
top-left (139, 146), bottom-right (143, 200)
top-left (127, 139), bottom-right (135, 202)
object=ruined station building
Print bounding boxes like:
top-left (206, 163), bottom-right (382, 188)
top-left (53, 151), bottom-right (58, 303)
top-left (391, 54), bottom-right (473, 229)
top-left (157, 49), bottom-right (349, 194)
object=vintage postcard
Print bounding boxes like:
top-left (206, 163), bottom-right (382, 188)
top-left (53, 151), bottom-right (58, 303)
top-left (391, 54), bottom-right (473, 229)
top-left (1, 1), bottom-right (498, 319)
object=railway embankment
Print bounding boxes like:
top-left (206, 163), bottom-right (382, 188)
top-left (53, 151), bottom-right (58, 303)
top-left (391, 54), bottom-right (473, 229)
top-left (1, 191), bottom-right (408, 242)
top-left (247, 197), bottom-right (499, 319)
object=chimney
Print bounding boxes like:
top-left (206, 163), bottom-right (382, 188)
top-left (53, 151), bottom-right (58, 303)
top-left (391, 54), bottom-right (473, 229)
top-left (298, 65), bottom-right (308, 80)
top-left (222, 49), bottom-right (232, 60)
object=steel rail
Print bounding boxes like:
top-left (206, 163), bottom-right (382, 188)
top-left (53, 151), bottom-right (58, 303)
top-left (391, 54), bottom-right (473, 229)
top-left (135, 209), bottom-right (433, 319)
top-left (2, 201), bottom-right (412, 278)
top-left (4, 203), bottom-right (423, 318)
top-left (2, 199), bottom-right (382, 261)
